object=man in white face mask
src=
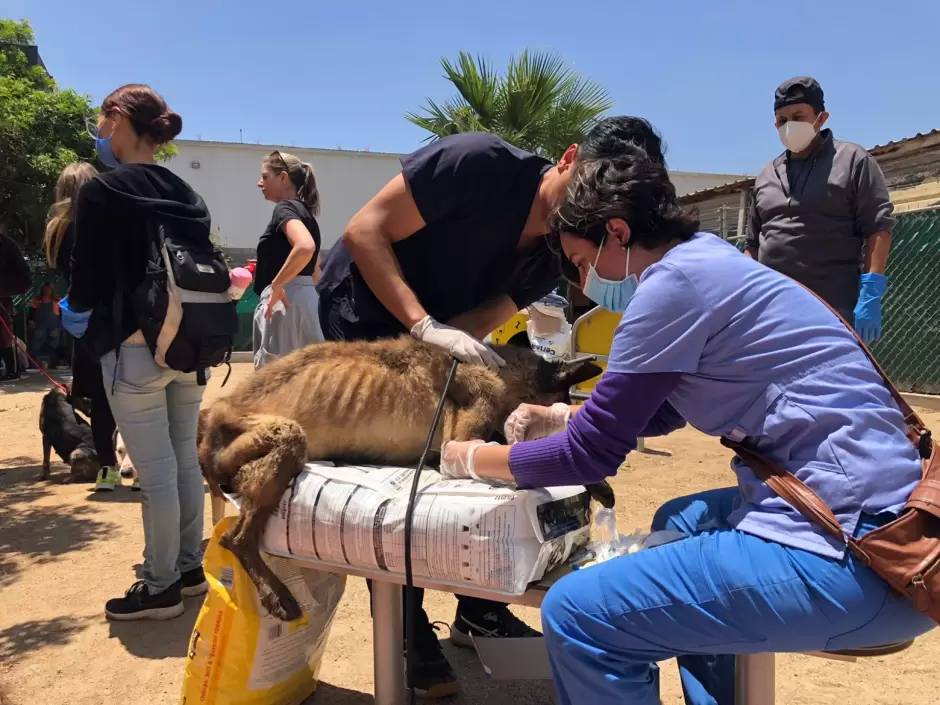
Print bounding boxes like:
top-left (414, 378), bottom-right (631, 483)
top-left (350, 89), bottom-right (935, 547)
top-left (745, 76), bottom-right (895, 343)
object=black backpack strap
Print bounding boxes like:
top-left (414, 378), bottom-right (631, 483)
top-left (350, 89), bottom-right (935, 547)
top-left (110, 238), bottom-right (125, 394)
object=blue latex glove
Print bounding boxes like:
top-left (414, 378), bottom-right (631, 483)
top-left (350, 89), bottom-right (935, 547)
top-left (59, 296), bottom-right (92, 339)
top-left (853, 273), bottom-right (887, 344)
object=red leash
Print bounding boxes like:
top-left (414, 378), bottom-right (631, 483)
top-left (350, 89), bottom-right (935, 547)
top-left (0, 305), bottom-right (70, 395)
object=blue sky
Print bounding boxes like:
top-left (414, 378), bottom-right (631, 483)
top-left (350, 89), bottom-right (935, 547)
top-left (8, 0), bottom-right (939, 175)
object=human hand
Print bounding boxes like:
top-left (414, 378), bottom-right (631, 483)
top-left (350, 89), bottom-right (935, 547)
top-left (504, 403), bottom-right (572, 444)
top-left (58, 296), bottom-right (91, 338)
top-left (440, 440), bottom-right (499, 480)
top-left (853, 273), bottom-right (887, 344)
top-left (411, 315), bottom-right (505, 370)
top-left (265, 285), bottom-right (290, 319)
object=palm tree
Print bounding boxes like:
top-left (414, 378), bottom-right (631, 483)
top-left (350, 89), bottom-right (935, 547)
top-left (407, 50), bottom-right (614, 159)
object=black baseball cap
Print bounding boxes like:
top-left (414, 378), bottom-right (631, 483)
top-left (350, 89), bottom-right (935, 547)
top-left (774, 77), bottom-right (825, 113)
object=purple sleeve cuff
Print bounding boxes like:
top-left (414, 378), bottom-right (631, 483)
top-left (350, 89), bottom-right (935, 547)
top-left (509, 371), bottom-right (682, 488)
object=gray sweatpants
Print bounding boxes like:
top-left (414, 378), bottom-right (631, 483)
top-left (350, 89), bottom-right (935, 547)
top-left (252, 277), bottom-right (324, 369)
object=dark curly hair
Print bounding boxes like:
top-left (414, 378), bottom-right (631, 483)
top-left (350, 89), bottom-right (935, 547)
top-left (577, 116), bottom-right (666, 167)
top-left (552, 145), bottom-right (699, 251)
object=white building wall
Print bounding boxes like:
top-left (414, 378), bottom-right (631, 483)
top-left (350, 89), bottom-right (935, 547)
top-left (164, 140), bottom-right (745, 258)
top-left (164, 140), bottom-right (404, 255)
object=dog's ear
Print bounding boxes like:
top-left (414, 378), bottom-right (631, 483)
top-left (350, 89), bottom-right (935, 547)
top-left (549, 358), bottom-right (603, 392)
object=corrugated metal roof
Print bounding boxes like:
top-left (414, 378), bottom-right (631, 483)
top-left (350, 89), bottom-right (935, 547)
top-left (869, 129), bottom-right (940, 156)
top-left (678, 128), bottom-right (940, 203)
top-left (678, 176), bottom-right (756, 204)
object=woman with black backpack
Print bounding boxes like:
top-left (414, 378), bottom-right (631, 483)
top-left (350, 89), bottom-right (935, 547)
top-left (64, 84), bottom-right (213, 621)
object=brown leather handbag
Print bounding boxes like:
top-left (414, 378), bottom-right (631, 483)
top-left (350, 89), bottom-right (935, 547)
top-left (722, 296), bottom-right (940, 625)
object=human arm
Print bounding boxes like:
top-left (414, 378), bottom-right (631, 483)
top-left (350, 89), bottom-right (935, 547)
top-left (852, 154), bottom-right (896, 343)
top-left (345, 137), bottom-right (513, 367)
top-left (864, 230), bottom-right (892, 275)
top-left (447, 295), bottom-right (518, 340)
top-left (444, 371), bottom-right (682, 487)
top-left (311, 253), bottom-right (322, 285)
top-left (744, 191), bottom-right (761, 259)
top-left (343, 172), bottom-right (429, 329)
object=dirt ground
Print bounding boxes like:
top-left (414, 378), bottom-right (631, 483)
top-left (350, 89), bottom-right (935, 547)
top-left (1, 364), bottom-right (938, 705)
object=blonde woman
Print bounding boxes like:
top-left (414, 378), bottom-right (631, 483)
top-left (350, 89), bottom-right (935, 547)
top-left (252, 150), bottom-right (323, 368)
top-left (45, 161), bottom-right (124, 489)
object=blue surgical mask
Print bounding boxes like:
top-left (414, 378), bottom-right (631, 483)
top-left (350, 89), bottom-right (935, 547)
top-left (583, 238), bottom-right (638, 313)
top-left (95, 126), bottom-right (121, 168)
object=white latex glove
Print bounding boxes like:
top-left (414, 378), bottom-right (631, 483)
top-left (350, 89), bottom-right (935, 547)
top-left (411, 315), bottom-right (506, 370)
top-left (504, 403), bottom-right (572, 444)
top-left (440, 440), bottom-right (499, 480)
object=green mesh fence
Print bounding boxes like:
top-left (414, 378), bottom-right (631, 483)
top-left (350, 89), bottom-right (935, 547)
top-left (727, 207), bottom-right (940, 394)
top-left (870, 208), bottom-right (940, 394)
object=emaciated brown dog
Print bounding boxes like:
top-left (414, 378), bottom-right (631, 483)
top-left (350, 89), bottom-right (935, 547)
top-left (198, 336), bottom-right (604, 621)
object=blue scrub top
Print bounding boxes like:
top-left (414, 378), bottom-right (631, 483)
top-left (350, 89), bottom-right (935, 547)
top-left (607, 232), bottom-right (920, 559)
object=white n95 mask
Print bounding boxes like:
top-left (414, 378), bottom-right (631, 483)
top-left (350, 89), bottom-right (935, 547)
top-left (778, 120), bottom-right (817, 152)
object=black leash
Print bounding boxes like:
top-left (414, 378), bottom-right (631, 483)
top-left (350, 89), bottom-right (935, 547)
top-left (404, 357), bottom-right (459, 703)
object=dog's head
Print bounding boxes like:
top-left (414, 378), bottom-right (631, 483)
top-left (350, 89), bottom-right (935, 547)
top-left (494, 346), bottom-right (603, 408)
top-left (68, 446), bottom-right (100, 482)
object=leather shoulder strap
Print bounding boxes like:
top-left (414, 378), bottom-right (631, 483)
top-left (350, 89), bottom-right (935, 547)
top-left (720, 437), bottom-right (847, 543)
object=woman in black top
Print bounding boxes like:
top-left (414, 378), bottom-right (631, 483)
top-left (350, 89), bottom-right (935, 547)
top-left (252, 150), bottom-right (322, 367)
top-left (43, 161), bottom-right (124, 489)
top-left (69, 84), bottom-right (213, 622)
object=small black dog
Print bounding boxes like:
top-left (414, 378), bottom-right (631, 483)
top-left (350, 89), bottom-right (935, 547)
top-left (38, 387), bottom-right (100, 482)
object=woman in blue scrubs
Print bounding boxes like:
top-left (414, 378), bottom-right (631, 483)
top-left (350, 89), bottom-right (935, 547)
top-left (441, 149), bottom-right (936, 705)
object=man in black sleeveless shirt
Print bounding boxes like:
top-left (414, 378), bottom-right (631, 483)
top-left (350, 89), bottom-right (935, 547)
top-left (317, 117), bottom-right (668, 697)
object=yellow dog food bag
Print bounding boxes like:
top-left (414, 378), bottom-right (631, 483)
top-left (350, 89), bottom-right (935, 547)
top-left (180, 517), bottom-right (346, 705)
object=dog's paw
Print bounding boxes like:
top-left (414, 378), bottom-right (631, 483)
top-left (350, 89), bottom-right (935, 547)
top-left (586, 481), bottom-right (615, 509)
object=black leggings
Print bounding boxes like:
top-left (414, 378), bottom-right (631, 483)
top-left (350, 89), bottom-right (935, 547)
top-left (90, 386), bottom-right (117, 467)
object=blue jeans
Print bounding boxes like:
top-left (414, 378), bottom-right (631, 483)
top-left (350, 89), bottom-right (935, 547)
top-left (31, 324), bottom-right (60, 361)
top-left (102, 344), bottom-right (206, 593)
top-left (541, 488), bottom-right (936, 705)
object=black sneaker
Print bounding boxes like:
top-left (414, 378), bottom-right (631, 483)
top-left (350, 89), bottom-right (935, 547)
top-left (407, 625), bottom-right (459, 699)
top-left (450, 605), bottom-right (541, 649)
top-left (181, 567), bottom-right (209, 598)
top-left (105, 580), bottom-right (184, 621)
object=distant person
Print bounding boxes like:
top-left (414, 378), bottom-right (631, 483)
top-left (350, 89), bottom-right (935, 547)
top-left (66, 84), bottom-right (212, 620)
top-left (746, 77), bottom-right (895, 343)
top-left (44, 161), bottom-right (125, 490)
top-left (0, 229), bottom-right (31, 381)
top-left (252, 150), bottom-right (323, 368)
top-left (27, 282), bottom-right (63, 369)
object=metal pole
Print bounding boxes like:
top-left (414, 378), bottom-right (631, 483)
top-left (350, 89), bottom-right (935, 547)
top-left (737, 188), bottom-right (748, 241)
top-left (735, 653), bottom-right (776, 705)
top-left (372, 580), bottom-right (405, 705)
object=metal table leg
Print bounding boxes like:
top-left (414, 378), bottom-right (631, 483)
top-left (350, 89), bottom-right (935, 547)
top-left (372, 580), bottom-right (405, 705)
top-left (735, 653), bottom-right (776, 705)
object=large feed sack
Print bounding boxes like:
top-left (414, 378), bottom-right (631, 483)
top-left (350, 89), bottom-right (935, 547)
top-left (258, 463), bottom-right (592, 595)
top-left (180, 517), bottom-right (345, 705)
